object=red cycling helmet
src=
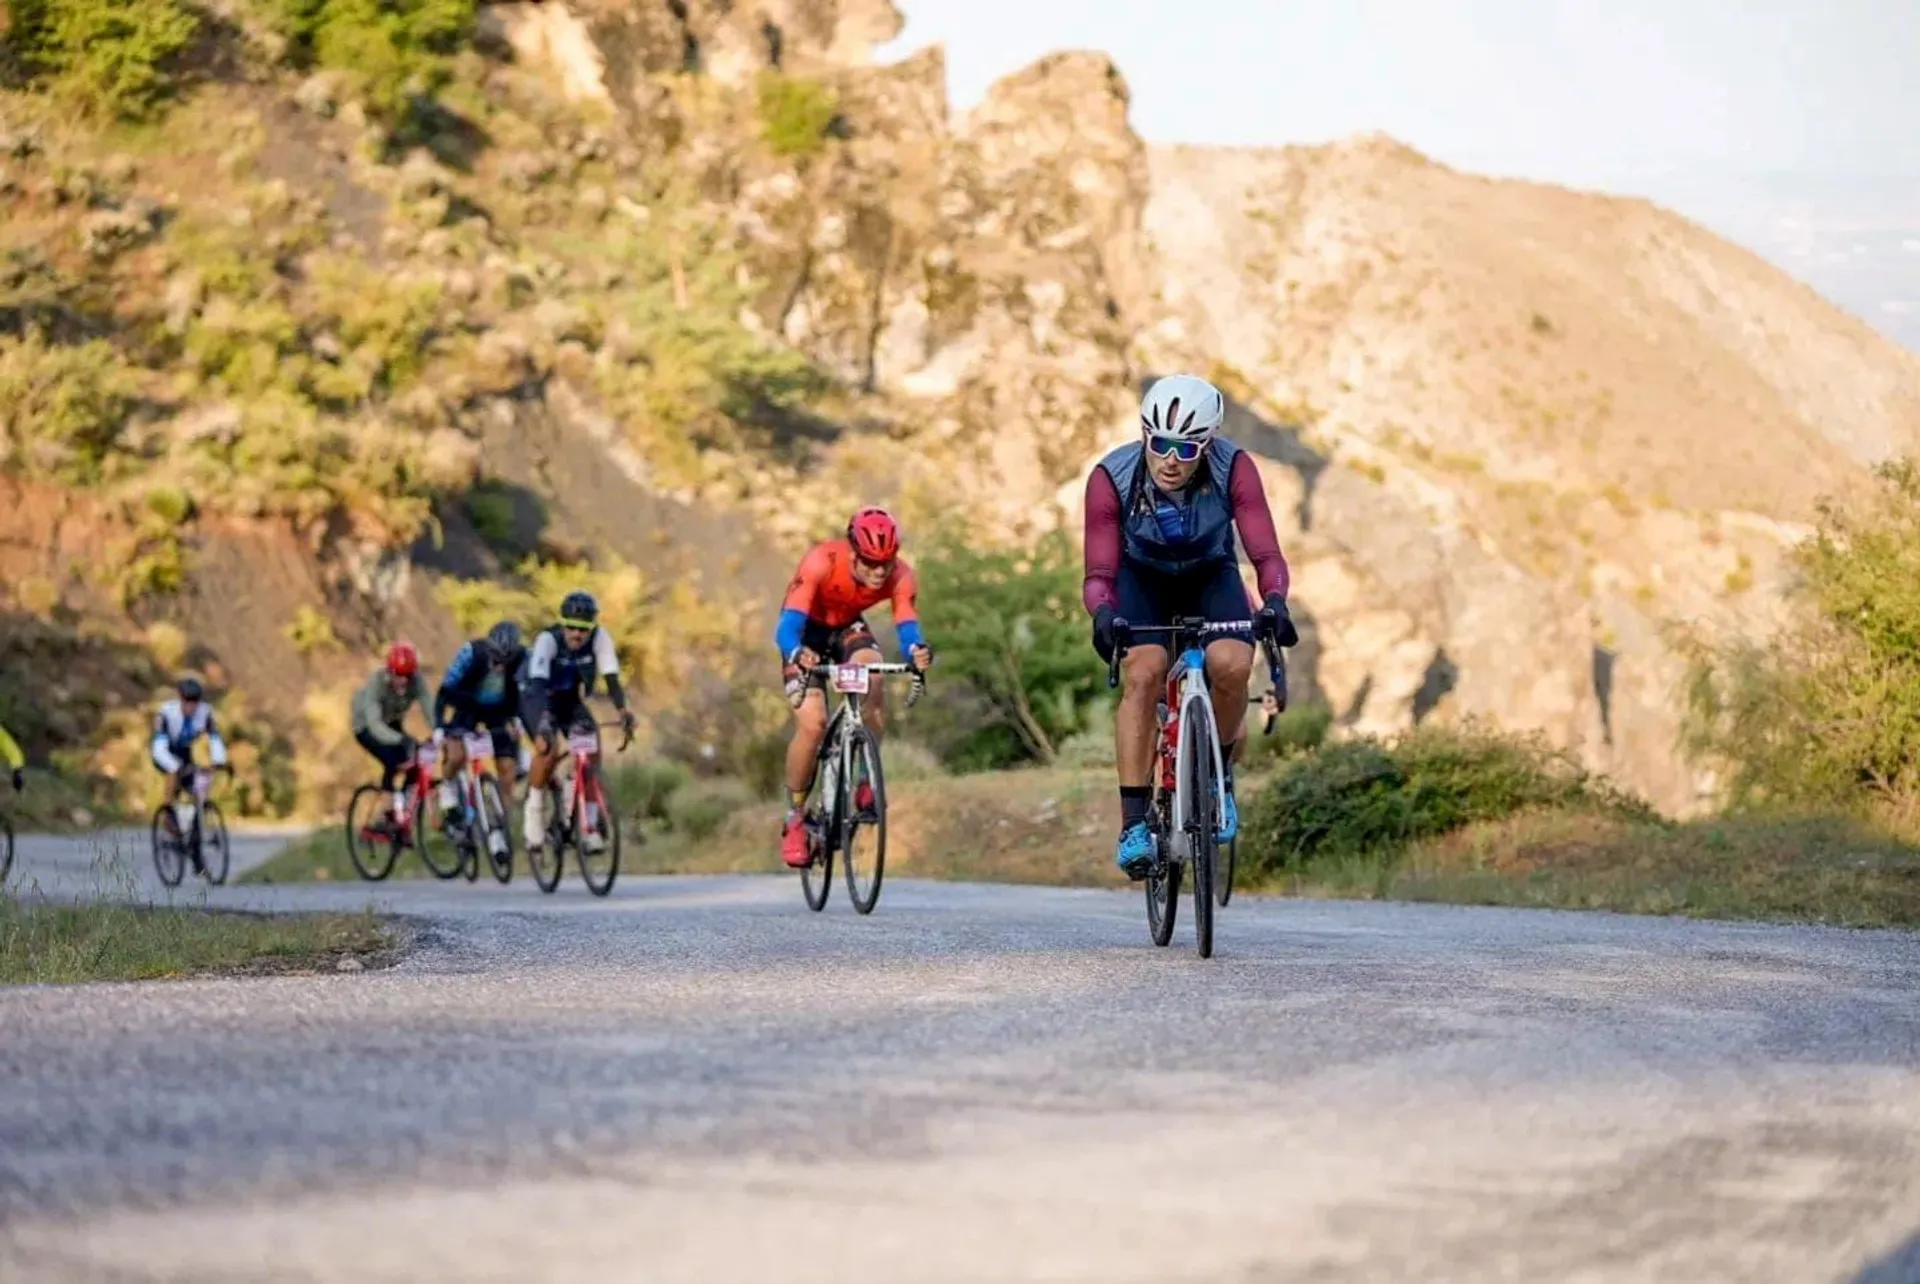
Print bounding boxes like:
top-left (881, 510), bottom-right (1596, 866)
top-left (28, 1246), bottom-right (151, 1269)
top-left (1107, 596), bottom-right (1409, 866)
top-left (847, 507), bottom-right (900, 563)
top-left (386, 641), bottom-right (420, 677)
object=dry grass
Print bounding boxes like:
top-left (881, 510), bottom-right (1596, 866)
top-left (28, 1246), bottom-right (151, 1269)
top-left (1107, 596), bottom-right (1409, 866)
top-left (0, 899), bottom-right (394, 984)
top-left (1281, 810), bottom-right (1920, 928)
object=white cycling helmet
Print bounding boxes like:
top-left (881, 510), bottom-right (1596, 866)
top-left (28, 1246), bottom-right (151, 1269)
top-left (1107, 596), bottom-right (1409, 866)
top-left (1140, 373), bottom-right (1225, 441)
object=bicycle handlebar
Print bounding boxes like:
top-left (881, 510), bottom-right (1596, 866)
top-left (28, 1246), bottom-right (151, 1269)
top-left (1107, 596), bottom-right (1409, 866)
top-left (803, 660), bottom-right (930, 708)
top-left (1104, 616), bottom-right (1288, 733)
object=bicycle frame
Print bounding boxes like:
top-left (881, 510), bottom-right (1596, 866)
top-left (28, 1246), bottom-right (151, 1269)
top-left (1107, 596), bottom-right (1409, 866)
top-left (812, 661), bottom-right (921, 812)
top-left (1108, 618), bottom-right (1282, 859)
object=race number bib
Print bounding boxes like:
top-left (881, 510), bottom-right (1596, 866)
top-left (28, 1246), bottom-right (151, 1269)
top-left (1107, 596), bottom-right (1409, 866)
top-left (833, 665), bottom-right (870, 694)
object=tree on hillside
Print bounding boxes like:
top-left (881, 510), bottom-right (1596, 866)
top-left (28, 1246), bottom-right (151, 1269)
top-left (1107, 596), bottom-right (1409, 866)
top-left (915, 528), bottom-right (1104, 768)
top-left (1682, 458), bottom-right (1920, 817)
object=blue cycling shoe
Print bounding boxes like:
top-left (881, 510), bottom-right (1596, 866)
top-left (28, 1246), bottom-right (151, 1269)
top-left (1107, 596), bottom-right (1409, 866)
top-left (1218, 786), bottom-right (1239, 844)
top-left (1115, 821), bottom-right (1154, 881)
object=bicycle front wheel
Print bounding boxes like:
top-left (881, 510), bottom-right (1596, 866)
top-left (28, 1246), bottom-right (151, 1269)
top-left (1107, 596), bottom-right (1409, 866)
top-left (1184, 699), bottom-right (1217, 959)
top-left (1218, 836), bottom-right (1236, 907)
top-left (843, 730), bottom-right (886, 915)
top-left (200, 802), bottom-right (231, 886)
top-left (151, 805), bottom-right (185, 888)
top-left (479, 776), bottom-right (514, 884)
top-left (576, 766), bottom-right (619, 897)
top-left (347, 785), bottom-right (399, 881)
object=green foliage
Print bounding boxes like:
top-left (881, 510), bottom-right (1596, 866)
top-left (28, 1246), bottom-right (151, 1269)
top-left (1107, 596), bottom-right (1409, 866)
top-left (262, 0), bottom-right (478, 122)
top-left (915, 528), bottom-right (1105, 769)
top-left (0, 334), bottom-right (140, 485)
top-left (1683, 459), bottom-right (1920, 816)
top-left (665, 777), bottom-right (752, 841)
top-left (754, 72), bottom-right (839, 161)
top-left (5, 0), bottom-right (201, 121)
top-left (1240, 722), bottom-right (1655, 879)
top-left (606, 758), bottom-right (690, 825)
top-left (286, 604), bottom-right (340, 654)
top-left (1238, 703), bottom-right (1333, 770)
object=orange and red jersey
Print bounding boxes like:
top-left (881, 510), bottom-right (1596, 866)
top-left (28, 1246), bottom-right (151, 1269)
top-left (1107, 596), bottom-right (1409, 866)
top-left (775, 539), bottom-right (924, 656)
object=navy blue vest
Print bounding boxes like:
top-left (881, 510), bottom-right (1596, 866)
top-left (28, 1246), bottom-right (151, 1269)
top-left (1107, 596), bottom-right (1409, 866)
top-left (1097, 439), bottom-right (1241, 578)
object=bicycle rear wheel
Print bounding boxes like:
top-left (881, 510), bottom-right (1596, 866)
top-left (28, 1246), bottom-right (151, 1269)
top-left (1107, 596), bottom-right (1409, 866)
top-left (200, 802), bottom-right (231, 886)
top-left (0, 811), bottom-right (12, 885)
top-left (843, 730), bottom-right (886, 915)
top-left (346, 785), bottom-right (400, 881)
top-left (479, 776), bottom-right (514, 883)
top-left (529, 783), bottom-right (565, 893)
top-left (1145, 793), bottom-right (1179, 948)
top-left (1184, 700), bottom-right (1217, 959)
top-left (800, 815), bottom-right (833, 911)
top-left (576, 765), bottom-right (619, 897)
top-left (151, 804), bottom-right (185, 888)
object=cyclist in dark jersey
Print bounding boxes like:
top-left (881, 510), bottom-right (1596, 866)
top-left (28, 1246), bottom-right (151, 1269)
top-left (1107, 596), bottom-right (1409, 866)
top-left (434, 620), bottom-right (529, 816)
top-left (1083, 373), bottom-right (1300, 878)
top-left (519, 590), bottom-right (637, 854)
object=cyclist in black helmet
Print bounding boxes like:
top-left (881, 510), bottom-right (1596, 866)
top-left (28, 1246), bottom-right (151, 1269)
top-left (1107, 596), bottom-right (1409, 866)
top-left (520, 591), bottom-right (636, 853)
top-left (434, 620), bottom-right (530, 819)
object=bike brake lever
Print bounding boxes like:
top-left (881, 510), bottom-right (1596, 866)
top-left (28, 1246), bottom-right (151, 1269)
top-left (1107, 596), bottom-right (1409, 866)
top-left (906, 674), bottom-right (926, 709)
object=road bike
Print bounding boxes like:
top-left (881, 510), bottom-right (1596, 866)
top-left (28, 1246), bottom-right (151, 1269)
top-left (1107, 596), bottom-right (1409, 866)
top-left (440, 728), bottom-right (517, 884)
top-left (796, 661), bottom-right (925, 916)
top-left (532, 720), bottom-right (632, 897)
top-left (151, 765), bottom-right (232, 888)
top-left (345, 743), bottom-right (463, 881)
top-left (1107, 617), bottom-right (1282, 958)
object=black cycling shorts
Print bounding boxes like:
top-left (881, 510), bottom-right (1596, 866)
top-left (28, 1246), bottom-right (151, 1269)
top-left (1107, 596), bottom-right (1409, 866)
top-left (441, 701), bottom-right (518, 759)
top-left (521, 691), bottom-right (597, 740)
top-left (798, 618), bottom-right (881, 687)
top-left (354, 729), bottom-right (415, 787)
top-left (1114, 559), bottom-right (1254, 634)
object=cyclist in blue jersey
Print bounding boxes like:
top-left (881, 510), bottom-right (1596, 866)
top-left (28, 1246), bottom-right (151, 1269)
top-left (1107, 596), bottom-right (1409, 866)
top-left (434, 620), bottom-right (529, 817)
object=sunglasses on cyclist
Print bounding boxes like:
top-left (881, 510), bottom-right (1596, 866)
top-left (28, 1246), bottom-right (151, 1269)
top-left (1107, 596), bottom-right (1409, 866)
top-left (853, 555), bottom-right (894, 576)
top-left (559, 618), bottom-right (594, 633)
top-left (1145, 434), bottom-right (1204, 463)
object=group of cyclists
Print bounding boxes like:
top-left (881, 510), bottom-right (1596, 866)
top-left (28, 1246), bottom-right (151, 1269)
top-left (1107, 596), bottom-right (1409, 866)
top-left (9, 371), bottom-right (1297, 882)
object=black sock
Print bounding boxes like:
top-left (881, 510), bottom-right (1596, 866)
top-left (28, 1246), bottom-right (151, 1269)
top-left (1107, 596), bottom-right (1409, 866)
top-left (1119, 786), bottom-right (1151, 831)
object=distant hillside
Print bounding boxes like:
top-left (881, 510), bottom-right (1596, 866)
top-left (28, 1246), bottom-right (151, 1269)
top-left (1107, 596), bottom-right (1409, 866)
top-left (4, 0), bottom-right (1919, 817)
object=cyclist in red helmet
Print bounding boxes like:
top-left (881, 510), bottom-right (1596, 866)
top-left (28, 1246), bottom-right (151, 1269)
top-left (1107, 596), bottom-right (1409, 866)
top-left (774, 507), bottom-right (933, 868)
top-left (351, 641), bottom-right (435, 822)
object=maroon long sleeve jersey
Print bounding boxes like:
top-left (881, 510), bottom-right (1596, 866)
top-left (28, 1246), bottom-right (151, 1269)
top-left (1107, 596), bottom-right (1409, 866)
top-left (1081, 450), bottom-right (1292, 615)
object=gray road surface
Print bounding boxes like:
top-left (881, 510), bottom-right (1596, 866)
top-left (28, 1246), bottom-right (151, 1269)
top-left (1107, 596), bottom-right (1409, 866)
top-left (2, 833), bottom-right (1919, 1282)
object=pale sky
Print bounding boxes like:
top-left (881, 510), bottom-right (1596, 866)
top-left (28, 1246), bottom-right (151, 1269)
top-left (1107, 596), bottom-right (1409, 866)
top-left (883, 0), bottom-right (1920, 187)
top-left (882, 1), bottom-right (1920, 349)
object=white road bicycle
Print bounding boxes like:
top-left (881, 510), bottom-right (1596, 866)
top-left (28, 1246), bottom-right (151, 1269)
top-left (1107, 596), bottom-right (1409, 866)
top-left (796, 660), bottom-right (926, 916)
top-left (1106, 617), bottom-right (1284, 959)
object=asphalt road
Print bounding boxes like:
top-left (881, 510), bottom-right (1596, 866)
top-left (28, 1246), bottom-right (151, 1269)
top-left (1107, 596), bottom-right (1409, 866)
top-left (3, 832), bottom-right (1920, 1283)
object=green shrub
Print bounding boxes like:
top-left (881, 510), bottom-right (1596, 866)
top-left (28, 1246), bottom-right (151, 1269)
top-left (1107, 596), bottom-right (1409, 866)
top-left (1240, 722), bottom-right (1653, 878)
top-left (1238, 703), bottom-right (1332, 770)
top-left (666, 776), bottom-right (752, 841)
top-left (606, 758), bottom-right (689, 825)
top-left (1682, 459), bottom-right (1920, 815)
top-left (0, 334), bottom-right (140, 485)
top-left (462, 479), bottom-right (518, 553)
top-left (6, 0), bottom-right (201, 121)
top-left (754, 72), bottom-right (839, 161)
top-left (262, 0), bottom-right (478, 123)
top-left (286, 604), bottom-right (339, 654)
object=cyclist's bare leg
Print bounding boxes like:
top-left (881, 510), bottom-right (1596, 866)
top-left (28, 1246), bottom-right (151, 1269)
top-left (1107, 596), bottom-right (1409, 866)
top-left (1116, 645), bottom-right (1170, 790)
top-left (1204, 638), bottom-right (1255, 749)
top-left (442, 733), bottom-right (467, 779)
top-left (783, 687), bottom-right (829, 805)
top-left (493, 755), bottom-right (519, 789)
top-left (848, 644), bottom-right (889, 739)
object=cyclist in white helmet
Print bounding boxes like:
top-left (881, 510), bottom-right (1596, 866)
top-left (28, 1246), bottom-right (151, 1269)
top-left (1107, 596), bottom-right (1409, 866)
top-left (1082, 373), bottom-right (1300, 878)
